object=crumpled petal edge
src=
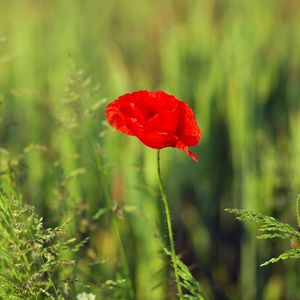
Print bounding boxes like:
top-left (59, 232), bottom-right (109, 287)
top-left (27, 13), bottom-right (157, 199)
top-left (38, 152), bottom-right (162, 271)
top-left (175, 141), bottom-right (198, 162)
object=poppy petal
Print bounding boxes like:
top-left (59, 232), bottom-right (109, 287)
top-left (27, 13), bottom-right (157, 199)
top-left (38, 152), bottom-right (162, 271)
top-left (176, 104), bottom-right (201, 146)
top-left (106, 102), bottom-right (135, 136)
top-left (175, 140), bottom-right (198, 162)
top-left (105, 90), bottom-right (201, 161)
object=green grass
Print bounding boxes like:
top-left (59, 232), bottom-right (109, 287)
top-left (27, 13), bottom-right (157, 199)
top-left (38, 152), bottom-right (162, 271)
top-left (1, 0), bottom-right (300, 299)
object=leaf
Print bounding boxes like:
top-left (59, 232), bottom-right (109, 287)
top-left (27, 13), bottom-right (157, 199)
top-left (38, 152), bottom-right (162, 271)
top-left (260, 249), bottom-right (300, 266)
top-left (164, 248), bottom-right (208, 300)
top-left (225, 209), bottom-right (300, 240)
top-left (226, 208), bottom-right (300, 266)
top-left (92, 208), bottom-right (109, 220)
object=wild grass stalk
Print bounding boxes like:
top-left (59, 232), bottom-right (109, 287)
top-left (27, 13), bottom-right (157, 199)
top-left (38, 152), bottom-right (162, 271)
top-left (90, 140), bottom-right (135, 300)
top-left (1, 0), bottom-right (300, 298)
top-left (296, 194), bottom-right (300, 229)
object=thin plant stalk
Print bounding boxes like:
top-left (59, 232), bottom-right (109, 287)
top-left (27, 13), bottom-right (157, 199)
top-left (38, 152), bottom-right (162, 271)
top-left (90, 139), bottom-right (135, 300)
top-left (157, 150), bottom-right (183, 299)
top-left (296, 194), bottom-right (300, 229)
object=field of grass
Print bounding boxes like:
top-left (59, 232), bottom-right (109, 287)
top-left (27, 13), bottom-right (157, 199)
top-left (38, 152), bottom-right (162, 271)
top-left (1, 0), bottom-right (300, 299)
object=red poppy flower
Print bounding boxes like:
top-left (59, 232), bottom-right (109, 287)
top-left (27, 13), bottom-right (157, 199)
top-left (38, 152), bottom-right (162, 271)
top-left (105, 90), bottom-right (201, 161)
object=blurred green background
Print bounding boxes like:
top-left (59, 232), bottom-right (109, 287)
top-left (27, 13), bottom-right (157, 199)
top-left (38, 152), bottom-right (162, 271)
top-left (1, 0), bottom-right (300, 299)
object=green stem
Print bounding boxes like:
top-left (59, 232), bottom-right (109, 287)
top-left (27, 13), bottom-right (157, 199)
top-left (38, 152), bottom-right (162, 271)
top-left (296, 194), bottom-right (300, 229)
top-left (157, 150), bottom-right (183, 299)
top-left (91, 140), bottom-right (135, 300)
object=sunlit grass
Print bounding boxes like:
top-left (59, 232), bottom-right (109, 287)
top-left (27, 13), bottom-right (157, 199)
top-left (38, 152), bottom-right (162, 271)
top-left (1, 0), bottom-right (300, 299)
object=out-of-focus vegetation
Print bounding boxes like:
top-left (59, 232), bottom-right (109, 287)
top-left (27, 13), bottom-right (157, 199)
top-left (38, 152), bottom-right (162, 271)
top-left (1, 0), bottom-right (300, 299)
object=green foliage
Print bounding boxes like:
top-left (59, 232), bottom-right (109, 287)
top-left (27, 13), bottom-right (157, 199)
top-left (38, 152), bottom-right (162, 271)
top-left (1, 0), bottom-right (300, 298)
top-left (76, 292), bottom-right (96, 300)
top-left (100, 277), bottom-right (127, 299)
top-left (0, 66), bottom-right (132, 299)
top-left (0, 189), bottom-right (79, 299)
top-left (225, 208), bottom-right (300, 266)
top-left (0, 145), bottom-right (47, 187)
top-left (58, 65), bottom-right (103, 132)
top-left (260, 249), bottom-right (300, 267)
top-left (164, 249), bottom-right (208, 300)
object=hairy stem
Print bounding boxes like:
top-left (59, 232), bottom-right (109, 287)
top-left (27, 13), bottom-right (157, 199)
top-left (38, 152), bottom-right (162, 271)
top-left (157, 150), bottom-right (183, 299)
